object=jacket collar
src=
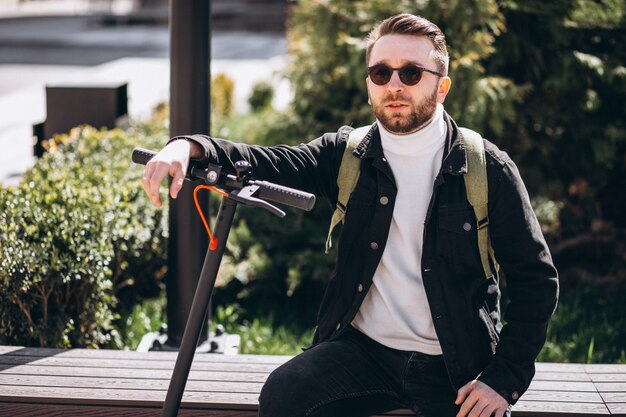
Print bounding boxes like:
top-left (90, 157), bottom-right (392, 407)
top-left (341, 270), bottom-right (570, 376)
top-left (441, 112), bottom-right (468, 176)
top-left (353, 122), bottom-right (378, 159)
top-left (354, 113), bottom-right (468, 177)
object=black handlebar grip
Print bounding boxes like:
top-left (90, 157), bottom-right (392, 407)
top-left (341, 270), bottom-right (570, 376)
top-left (132, 147), bottom-right (157, 165)
top-left (254, 180), bottom-right (316, 211)
top-left (130, 148), bottom-right (316, 211)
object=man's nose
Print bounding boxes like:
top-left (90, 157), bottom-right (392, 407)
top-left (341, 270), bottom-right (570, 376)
top-left (386, 71), bottom-right (404, 92)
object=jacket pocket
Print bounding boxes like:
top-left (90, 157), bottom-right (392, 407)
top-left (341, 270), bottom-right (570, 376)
top-left (436, 205), bottom-right (482, 272)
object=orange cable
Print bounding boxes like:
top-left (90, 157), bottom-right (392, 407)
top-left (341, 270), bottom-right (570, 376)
top-left (193, 185), bottom-right (228, 251)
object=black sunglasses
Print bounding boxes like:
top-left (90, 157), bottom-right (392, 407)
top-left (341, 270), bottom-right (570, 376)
top-left (367, 63), bottom-right (444, 86)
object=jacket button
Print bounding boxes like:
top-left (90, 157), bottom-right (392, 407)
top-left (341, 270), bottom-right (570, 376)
top-left (357, 283), bottom-right (363, 293)
top-left (370, 242), bottom-right (379, 250)
top-left (463, 222), bottom-right (472, 231)
top-left (511, 391), bottom-right (519, 400)
top-left (336, 323), bottom-right (341, 331)
top-left (379, 196), bottom-right (389, 205)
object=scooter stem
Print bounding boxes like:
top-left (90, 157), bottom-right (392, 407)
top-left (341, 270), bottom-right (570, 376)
top-left (161, 197), bottom-right (237, 417)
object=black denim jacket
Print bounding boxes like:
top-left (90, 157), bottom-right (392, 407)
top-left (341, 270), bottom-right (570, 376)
top-left (173, 113), bottom-right (559, 405)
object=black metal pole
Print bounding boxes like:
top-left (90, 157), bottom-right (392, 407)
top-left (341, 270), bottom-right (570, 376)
top-left (167, 0), bottom-right (211, 347)
top-left (162, 198), bottom-right (237, 417)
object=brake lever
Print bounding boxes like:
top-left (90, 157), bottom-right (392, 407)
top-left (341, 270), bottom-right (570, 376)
top-left (229, 185), bottom-right (286, 218)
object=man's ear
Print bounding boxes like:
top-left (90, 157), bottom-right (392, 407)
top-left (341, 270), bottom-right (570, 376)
top-left (437, 77), bottom-right (452, 104)
top-left (366, 78), bottom-right (372, 105)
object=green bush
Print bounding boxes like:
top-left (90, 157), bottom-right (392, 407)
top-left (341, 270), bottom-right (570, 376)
top-left (538, 284), bottom-right (626, 364)
top-left (207, 0), bottom-right (626, 362)
top-left (212, 107), bottom-right (309, 147)
top-left (211, 73), bottom-right (235, 118)
top-left (0, 125), bottom-right (169, 348)
top-left (212, 304), bottom-right (315, 355)
top-left (248, 81), bottom-right (274, 112)
top-left (121, 294), bottom-right (167, 350)
top-left (208, 109), bottom-right (336, 332)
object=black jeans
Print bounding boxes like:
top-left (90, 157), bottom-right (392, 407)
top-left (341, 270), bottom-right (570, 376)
top-left (259, 326), bottom-right (471, 417)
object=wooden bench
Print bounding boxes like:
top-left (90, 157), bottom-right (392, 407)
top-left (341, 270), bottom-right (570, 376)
top-left (0, 345), bottom-right (624, 416)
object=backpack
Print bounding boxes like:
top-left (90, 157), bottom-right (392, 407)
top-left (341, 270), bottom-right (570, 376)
top-left (325, 125), bottom-right (498, 279)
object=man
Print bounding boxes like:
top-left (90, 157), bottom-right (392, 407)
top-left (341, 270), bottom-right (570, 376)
top-left (142, 14), bottom-right (558, 417)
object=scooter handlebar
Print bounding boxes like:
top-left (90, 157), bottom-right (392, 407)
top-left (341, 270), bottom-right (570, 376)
top-left (131, 147), bottom-right (316, 212)
top-left (131, 147), bottom-right (157, 166)
top-left (251, 180), bottom-right (316, 212)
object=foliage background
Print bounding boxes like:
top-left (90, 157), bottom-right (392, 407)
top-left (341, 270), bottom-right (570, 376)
top-left (0, 125), bottom-right (169, 348)
top-left (1, 0), bottom-right (624, 361)
top-left (211, 0), bottom-right (626, 362)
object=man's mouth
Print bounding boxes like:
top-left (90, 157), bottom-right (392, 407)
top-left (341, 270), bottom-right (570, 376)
top-left (385, 102), bottom-right (408, 110)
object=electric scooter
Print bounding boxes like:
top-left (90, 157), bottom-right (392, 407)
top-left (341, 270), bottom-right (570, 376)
top-left (132, 147), bottom-right (316, 417)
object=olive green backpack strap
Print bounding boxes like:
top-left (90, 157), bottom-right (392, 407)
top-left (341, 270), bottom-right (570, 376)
top-left (325, 125), bottom-right (371, 253)
top-left (460, 127), bottom-right (499, 279)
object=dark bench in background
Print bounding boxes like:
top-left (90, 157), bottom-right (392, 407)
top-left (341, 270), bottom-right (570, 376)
top-left (32, 83), bottom-right (128, 157)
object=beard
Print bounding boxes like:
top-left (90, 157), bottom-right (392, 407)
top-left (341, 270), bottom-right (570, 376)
top-left (372, 87), bottom-right (438, 134)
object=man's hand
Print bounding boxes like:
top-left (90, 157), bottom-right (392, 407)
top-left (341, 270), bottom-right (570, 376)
top-left (455, 380), bottom-right (509, 417)
top-left (141, 139), bottom-right (192, 207)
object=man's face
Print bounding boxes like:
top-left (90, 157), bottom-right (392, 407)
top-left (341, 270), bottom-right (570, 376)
top-left (366, 34), bottom-right (451, 134)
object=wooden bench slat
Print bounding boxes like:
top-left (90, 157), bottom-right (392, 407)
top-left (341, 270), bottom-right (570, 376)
top-left (600, 392), bottom-right (626, 402)
top-left (520, 390), bottom-right (603, 403)
top-left (588, 373), bottom-right (626, 382)
top-left (0, 355), bottom-right (278, 373)
top-left (528, 380), bottom-right (598, 392)
top-left (512, 400), bottom-right (610, 416)
top-left (593, 382), bottom-right (626, 393)
top-left (0, 403), bottom-right (254, 417)
top-left (0, 363), bottom-right (268, 383)
top-left (584, 364), bottom-right (626, 374)
top-left (0, 385), bottom-right (259, 408)
top-left (0, 374), bottom-right (264, 394)
top-left (0, 346), bottom-right (22, 354)
top-left (0, 402), bottom-right (415, 417)
top-left (606, 403), bottom-right (626, 416)
top-left (0, 346), bottom-right (290, 364)
top-left (533, 372), bottom-right (591, 382)
top-left (535, 363), bottom-right (586, 372)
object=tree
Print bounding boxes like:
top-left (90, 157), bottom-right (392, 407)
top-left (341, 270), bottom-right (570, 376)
top-left (215, 1), bottom-right (626, 359)
top-left (216, 0), bottom-right (514, 331)
top-left (485, 0), bottom-right (626, 283)
top-left (287, 0), bottom-right (511, 135)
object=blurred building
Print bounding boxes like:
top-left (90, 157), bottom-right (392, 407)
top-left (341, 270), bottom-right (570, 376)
top-left (213, 0), bottom-right (287, 32)
top-left (1, 0), bottom-right (288, 31)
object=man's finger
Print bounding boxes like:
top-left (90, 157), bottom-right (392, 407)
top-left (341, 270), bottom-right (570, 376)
top-left (170, 170), bottom-right (185, 199)
top-left (456, 391), bottom-right (479, 417)
top-left (467, 398), bottom-right (488, 417)
top-left (476, 403), bottom-right (495, 417)
top-left (148, 162), bottom-right (171, 207)
top-left (142, 164), bottom-right (162, 206)
top-left (455, 382), bottom-right (473, 405)
top-left (142, 162), bottom-right (156, 192)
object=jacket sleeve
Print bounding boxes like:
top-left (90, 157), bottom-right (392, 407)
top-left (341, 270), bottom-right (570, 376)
top-left (167, 132), bottom-right (348, 204)
top-left (477, 158), bottom-right (559, 404)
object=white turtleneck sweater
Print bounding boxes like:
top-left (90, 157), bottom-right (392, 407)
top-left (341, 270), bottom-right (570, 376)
top-left (351, 104), bottom-right (446, 354)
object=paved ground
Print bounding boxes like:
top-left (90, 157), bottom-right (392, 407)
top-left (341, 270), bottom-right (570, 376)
top-left (0, 13), bottom-right (288, 184)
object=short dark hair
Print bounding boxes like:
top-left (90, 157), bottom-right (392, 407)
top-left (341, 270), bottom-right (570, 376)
top-left (366, 14), bottom-right (449, 75)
